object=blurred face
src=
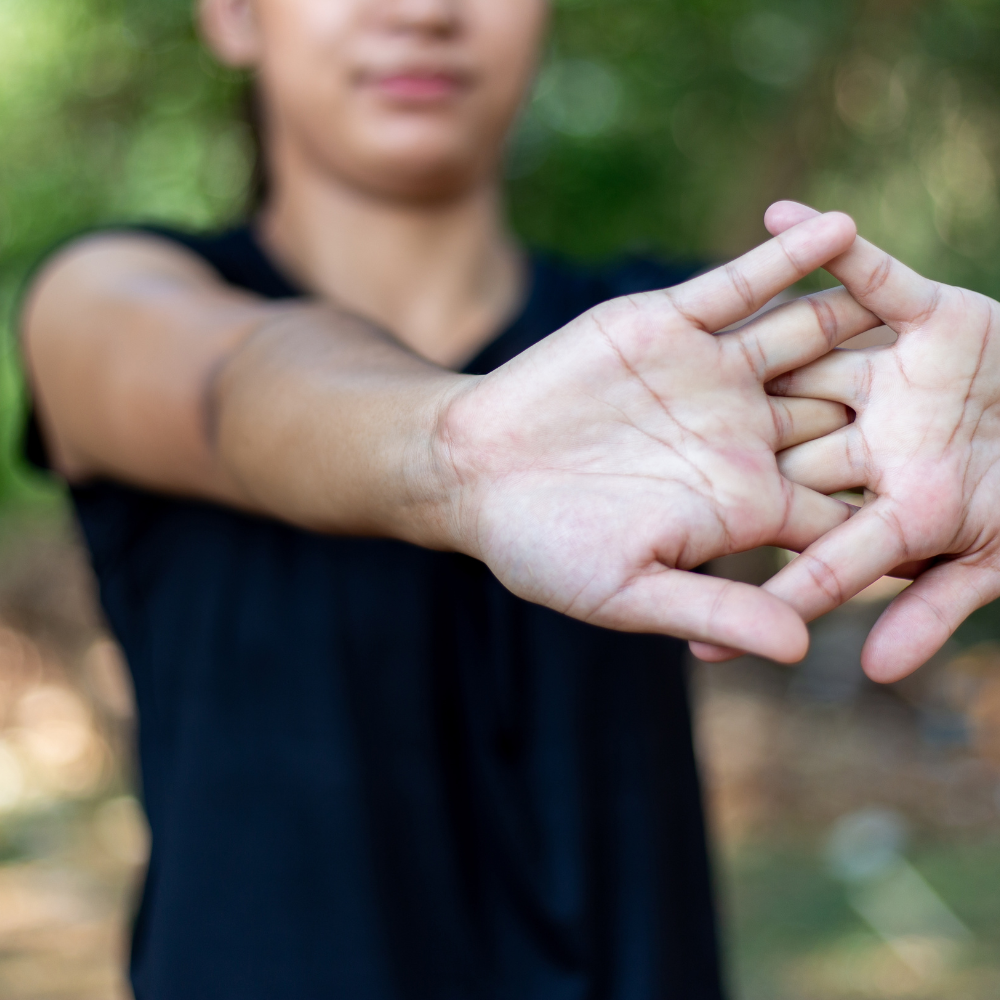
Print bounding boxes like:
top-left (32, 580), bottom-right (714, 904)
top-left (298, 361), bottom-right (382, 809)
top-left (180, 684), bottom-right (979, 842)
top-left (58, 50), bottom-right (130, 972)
top-left (201, 0), bottom-right (549, 202)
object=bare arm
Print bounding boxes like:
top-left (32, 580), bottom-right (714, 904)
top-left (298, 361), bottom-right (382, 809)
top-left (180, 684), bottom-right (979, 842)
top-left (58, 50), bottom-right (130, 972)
top-left (25, 217), bottom-right (870, 660)
top-left (23, 233), bottom-right (466, 547)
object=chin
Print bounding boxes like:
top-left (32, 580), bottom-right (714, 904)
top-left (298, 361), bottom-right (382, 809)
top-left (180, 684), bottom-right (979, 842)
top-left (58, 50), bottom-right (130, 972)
top-left (337, 144), bottom-right (495, 204)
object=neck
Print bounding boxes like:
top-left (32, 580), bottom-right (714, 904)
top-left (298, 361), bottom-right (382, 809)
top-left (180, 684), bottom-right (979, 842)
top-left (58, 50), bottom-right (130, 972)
top-left (257, 142), bottom-right (526, 369)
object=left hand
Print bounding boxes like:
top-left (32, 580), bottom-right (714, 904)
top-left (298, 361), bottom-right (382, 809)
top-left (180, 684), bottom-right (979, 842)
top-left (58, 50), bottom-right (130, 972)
top-left (694, 201), bottom-right (1000, 683)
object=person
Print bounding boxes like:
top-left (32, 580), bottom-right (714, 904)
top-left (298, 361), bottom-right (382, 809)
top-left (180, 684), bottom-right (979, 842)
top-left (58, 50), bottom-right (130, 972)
top-left (18, 1), bottom-right (864, 996)
top-left (20, 0), bottom-right (1000, 997)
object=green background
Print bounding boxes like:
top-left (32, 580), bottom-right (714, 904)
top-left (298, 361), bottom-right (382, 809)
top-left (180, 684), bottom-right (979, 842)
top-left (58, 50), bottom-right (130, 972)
top-left (5, 3), bottom-right (1000, 996)
top-left (5, 0), bottom-right (1000, 509)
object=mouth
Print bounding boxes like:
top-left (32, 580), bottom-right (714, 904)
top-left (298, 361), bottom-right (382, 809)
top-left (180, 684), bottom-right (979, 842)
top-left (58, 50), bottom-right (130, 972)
top-left (359, 69), bottom-right (471, 105)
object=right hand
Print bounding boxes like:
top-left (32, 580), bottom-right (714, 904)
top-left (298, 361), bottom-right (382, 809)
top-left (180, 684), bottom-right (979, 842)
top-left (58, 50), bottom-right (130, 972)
top-left (437, 213), bottom-right (878, 661)
top-left (693, 201), bottom-right (1000, 681)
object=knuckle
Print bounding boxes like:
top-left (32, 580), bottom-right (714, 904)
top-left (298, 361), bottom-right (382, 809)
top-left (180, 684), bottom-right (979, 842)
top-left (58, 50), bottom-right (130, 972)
top-left (801, 552), bottom-right (847, 605)
top-left (725, 262), bottom-right (757, 314)
top-left (863, 255), bottom-right (893, 298)
top-left (807, 295), bottom-right (840, 349)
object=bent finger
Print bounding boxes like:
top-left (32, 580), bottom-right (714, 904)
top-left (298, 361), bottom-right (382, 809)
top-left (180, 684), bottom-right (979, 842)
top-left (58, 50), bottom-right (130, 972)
top-left (732, 286), bottom-right (880, 381)
top-left (767, 349), bottom-right (871, 406)
top-left (770, 483), bottom-right (854, 554)
top-left (771, 397), bottom-right (851, 451)
top-left (765, 201), bottom-right (941, 333)
top-left (764, 200), bottom-right (820, 232)
top-left (666, 212), bottom-right (857, 334)
top-left (593, 568), bottom-right (810, 663)
top-left (861, 560), bottom-right (1000, 683)
top-left (690, 489), bottom-right (856, 662)
top-left (777, 426), bottom-right (866, 494)
top-left (762, 503), bottom-right (911, 621)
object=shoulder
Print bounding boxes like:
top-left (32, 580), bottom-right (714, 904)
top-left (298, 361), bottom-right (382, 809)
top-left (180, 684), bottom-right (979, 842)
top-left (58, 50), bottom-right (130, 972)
top-left (22, 228), bottom-right (228, 316)
top-left (134, 225), bottom-right (301, 298)
top-left (23, 223), bottom-right (298, 314)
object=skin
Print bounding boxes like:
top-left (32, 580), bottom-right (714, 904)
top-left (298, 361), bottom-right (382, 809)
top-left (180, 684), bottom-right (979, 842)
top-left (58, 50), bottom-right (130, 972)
top-left (22, 0), bottom-right (865, 662)
top-left (692, 201), bottom-right (1000, 683)
top-left (204, 0), bottom-right (539, 365)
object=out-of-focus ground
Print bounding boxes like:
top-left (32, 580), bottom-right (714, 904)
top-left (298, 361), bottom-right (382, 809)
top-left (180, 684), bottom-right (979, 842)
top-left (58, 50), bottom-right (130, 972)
top-left (0, 518), bottom-right (144, 1000)
top-left (1, 522), bottom-right (999, 1000)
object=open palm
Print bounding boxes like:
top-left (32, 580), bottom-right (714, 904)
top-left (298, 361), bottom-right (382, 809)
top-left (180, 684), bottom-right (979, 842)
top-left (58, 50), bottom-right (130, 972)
top-left (701, 202), bottom-right (1000, 680)
top-left (441, 213), bottom-right (873, 661)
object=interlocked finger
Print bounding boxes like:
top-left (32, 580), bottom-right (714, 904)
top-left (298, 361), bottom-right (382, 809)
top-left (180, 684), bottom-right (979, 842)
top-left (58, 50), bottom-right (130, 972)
top-left (767, 348), bottom-right (873, 406)
top-left (777, 426), bottom-right (866, 494)
top-left (769, 482), bottom-right (853, 554)
top-left (665, 213), bottom-right (857, 333)
top-left (763, 503), bottom-right (912, 622)
top-left (826, 236), bottom-right (943, 334)
top-left (765, 201), bottom-right (942, 335)
top-left (731, 287), bottom-right (880, 381)
top-left (771, 397), bottom-right (850, 451)
top-left (689, 484), bottom-right (854, 665)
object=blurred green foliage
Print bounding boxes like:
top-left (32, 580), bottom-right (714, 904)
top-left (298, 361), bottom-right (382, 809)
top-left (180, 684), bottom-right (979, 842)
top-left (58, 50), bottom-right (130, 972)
top-left (728, 836), bottom-right (1000, 998)
top-left (3, 0), bottom-right (1000, 507)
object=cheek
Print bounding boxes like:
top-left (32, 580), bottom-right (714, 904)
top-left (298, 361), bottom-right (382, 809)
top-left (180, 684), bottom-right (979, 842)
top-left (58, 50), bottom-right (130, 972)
top-left (471, 0), bottom-right (547, 112)
top-left (255, 0), bottom-right (355, 102)
top-left (256, 0), bottom-right (356, 42)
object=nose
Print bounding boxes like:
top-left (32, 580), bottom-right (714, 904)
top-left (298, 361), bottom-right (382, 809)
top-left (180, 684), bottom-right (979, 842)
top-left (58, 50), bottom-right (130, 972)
top-left (380, 0), bottom-right (462, 38)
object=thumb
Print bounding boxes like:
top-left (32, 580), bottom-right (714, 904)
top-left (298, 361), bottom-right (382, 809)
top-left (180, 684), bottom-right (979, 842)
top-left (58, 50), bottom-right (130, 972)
top-left (765, 201), bottom-right (822, 237)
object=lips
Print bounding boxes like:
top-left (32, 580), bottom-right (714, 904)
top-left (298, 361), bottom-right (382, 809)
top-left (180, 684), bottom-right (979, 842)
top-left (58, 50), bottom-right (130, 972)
top-left (364, 70), bottom-right (469, 103)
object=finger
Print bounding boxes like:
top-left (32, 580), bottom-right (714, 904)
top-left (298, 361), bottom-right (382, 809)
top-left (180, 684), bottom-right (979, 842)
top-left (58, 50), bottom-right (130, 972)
top-left (690, 640), bottom-right (745, 663)
top-left (765, 201), bottom-right (941, 332)
top-left (840, 325), bottom-right (897, 350)
top-left (764, 200), bottom-right (820, 232)
top-left (731, 286), bottom-right (880, 381)
top-left (691, 508), bottom-right (929, 666)
top-left (861, 560), bottom-right (1000, 682)
top-left (596, 567), bottom-right (809, 663)
top-left (777, 426), bottom-right (865, 494)
top-left (767, 349), bottom-right (870, 406)
top-left (693, 477), bottom-right (863, 663)
top-left (771, 397), bottom-right (851, 451)
top-left (770, 483), bottom-right (853, 553)
top-left (887, 559), bottom-right (933, 580)
top-left (666, 212), bottom-right (857, 333)
top-left (762, 503), bottom-right (911, 621)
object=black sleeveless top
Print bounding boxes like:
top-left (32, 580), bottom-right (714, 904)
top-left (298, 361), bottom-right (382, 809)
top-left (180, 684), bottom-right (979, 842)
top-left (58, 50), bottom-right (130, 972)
top-left (34, 228), bottom-right (725, 999)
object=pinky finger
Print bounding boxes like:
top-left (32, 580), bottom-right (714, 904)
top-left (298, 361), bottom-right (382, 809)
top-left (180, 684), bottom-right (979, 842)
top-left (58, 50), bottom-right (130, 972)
top-left (861, 560), bottom-right (1000, 683)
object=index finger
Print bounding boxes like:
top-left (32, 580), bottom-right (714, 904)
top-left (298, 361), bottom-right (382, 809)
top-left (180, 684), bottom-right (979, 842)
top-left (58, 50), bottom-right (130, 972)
top-left (666, 212), bottom-right (857, 333)
top-left (765, 201), bottom-right (941, 332)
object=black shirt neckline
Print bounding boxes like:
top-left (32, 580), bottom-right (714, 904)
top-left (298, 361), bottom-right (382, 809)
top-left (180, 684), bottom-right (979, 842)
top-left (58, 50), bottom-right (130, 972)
top-left (236, 223), bottom-right (541, 377)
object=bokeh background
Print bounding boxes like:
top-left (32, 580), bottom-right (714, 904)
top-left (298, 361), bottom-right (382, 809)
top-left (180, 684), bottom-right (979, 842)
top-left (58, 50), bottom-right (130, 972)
top-left (2, 0), bottom-right (1000, 997)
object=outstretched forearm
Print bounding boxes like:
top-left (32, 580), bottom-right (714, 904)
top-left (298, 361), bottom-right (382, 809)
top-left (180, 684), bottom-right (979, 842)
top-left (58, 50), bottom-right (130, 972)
top-left (23, 234), bottom-right (476, 549)
top-left (211, 303), bottom-right (474, 548)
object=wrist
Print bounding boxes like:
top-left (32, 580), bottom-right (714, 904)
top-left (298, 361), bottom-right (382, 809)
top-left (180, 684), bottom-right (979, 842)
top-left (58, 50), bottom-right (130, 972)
top-left (396, 375), bottom-right (487, 556)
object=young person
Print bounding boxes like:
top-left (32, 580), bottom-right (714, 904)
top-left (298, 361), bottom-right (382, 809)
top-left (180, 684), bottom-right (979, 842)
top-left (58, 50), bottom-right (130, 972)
top-left (19, 2), bottom-right (857, 995)
top-left (23, 0), bottom-right (1000, 996)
